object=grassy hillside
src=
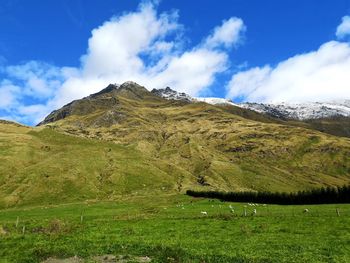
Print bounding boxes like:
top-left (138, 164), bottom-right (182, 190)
top-left (1, 82), bottom-right (350, 207)
top-left (0, 122), bottom-right (188, 208)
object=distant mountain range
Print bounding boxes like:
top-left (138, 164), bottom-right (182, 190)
top-left (152, 86), bottom-right (350, 121)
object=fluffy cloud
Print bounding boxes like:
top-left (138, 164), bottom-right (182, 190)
top-left (0, 1), bottom-right (245, 125)
top-left (204, 17), bottom-right (245, 49)
top-left (336, 16), bottom-right (350, 39)
top-left (227, 41), bottom-right (350, 102)
top-left (0, 82), bottom-right (20, 108)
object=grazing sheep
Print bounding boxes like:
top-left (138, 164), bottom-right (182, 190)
top-left (229, 205), bottom-right (233, 209)
top-left (303, 208), bottom-right (309, 213)
top-left (252, 209), bottom-right (257, 216)
top-left (201, 211), bottom-right (208, 216)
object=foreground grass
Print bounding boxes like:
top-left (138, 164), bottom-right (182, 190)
top-left (0, 195), bottom-right (350, 262)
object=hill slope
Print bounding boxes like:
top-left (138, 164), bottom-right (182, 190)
top-left (1, 82), bottom-right (350, 207)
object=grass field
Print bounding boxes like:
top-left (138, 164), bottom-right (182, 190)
top-left (1, 194), bottom-right (350, 263)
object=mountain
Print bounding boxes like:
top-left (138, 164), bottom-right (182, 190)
top-left (238, 101), bottom-right (350, 120)
top-left (152, 86), bottom-right (350, 120)
top-left (1, 81), bottom-right (350, 207)
top-left (152, 87), bottom-right (350, 138)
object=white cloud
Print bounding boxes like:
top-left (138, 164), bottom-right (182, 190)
top-left (0, 82), bottom-right (20, 108)
top-left (6, 61), bottom-right (63, 98)
top-left (49, 2), bottom-right (245, 108)
top-left (336, 16), bottom-right (350, 39)
top-left (227, 41), bottom-right (350, 102)
top-left (204, 17), bottom-right (245, 49)
top-left (81, 2), bottom-right (180, 78)
top-left (0, 1), bottom-right (246, 125)
top-left (145, 48), bottom-right (228, 95)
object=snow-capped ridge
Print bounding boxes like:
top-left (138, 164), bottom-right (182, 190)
top-left (192, 97), bottom-right (238, 106)
top-left (150, 86), bottom-right (237, 106)
top-left (150, 86), bottom-right (350, 120)
top-left (239, 101), bottom-right (350, 120)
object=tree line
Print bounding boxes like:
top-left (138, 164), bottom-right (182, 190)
top-left (186, 185), bottom-right (350, 204)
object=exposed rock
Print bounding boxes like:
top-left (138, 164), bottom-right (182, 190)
top-left (151, 87), bottom-right (192, 102)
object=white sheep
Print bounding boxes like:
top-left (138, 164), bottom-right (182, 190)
top-left (303, 208), bottom-right (309, 213)
top-left (201, 211), bottom-right (208, 216)
top-left (252, 209), bottom-right (257, 215)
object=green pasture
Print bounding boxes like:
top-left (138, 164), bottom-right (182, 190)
top-left (1, 195), bottom-right (350, 262)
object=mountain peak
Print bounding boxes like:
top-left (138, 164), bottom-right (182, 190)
top-left (89, 83), bottom-right (120, 98)
top-left (89, 81), bottom-right (148, 98)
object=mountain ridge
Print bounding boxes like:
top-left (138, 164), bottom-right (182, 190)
top-left (38, 83), bottom-right (350, 126)
top-left (151, 86), bottom-right (350, 120)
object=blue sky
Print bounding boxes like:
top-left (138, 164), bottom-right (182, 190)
top-left (1, 0), bottom-right (350, 125)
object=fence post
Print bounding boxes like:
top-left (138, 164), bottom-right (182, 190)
top-left (336, 208), bottom-right (340, 217)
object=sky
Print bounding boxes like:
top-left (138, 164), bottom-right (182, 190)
top-left (1, 0), bottom-right (350, 125)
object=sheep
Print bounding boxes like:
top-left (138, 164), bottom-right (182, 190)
top-left (303, 208), bottom-right (309, 213)
top-left (201, 211), bottom-right (208, 216)
top-left (252, 209), bottom-right (257, 215)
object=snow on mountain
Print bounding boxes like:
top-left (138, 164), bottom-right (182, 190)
top-left (239, 101), bottom-right (350, 120)
top-left (192, 97), bottom-right (238, 106)
top-left (151, 87), bottom-right (192, 102)
top-left (151, 87), bottom-right (237, 106)
top-left (151, 86), bottom-right (350, 120)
